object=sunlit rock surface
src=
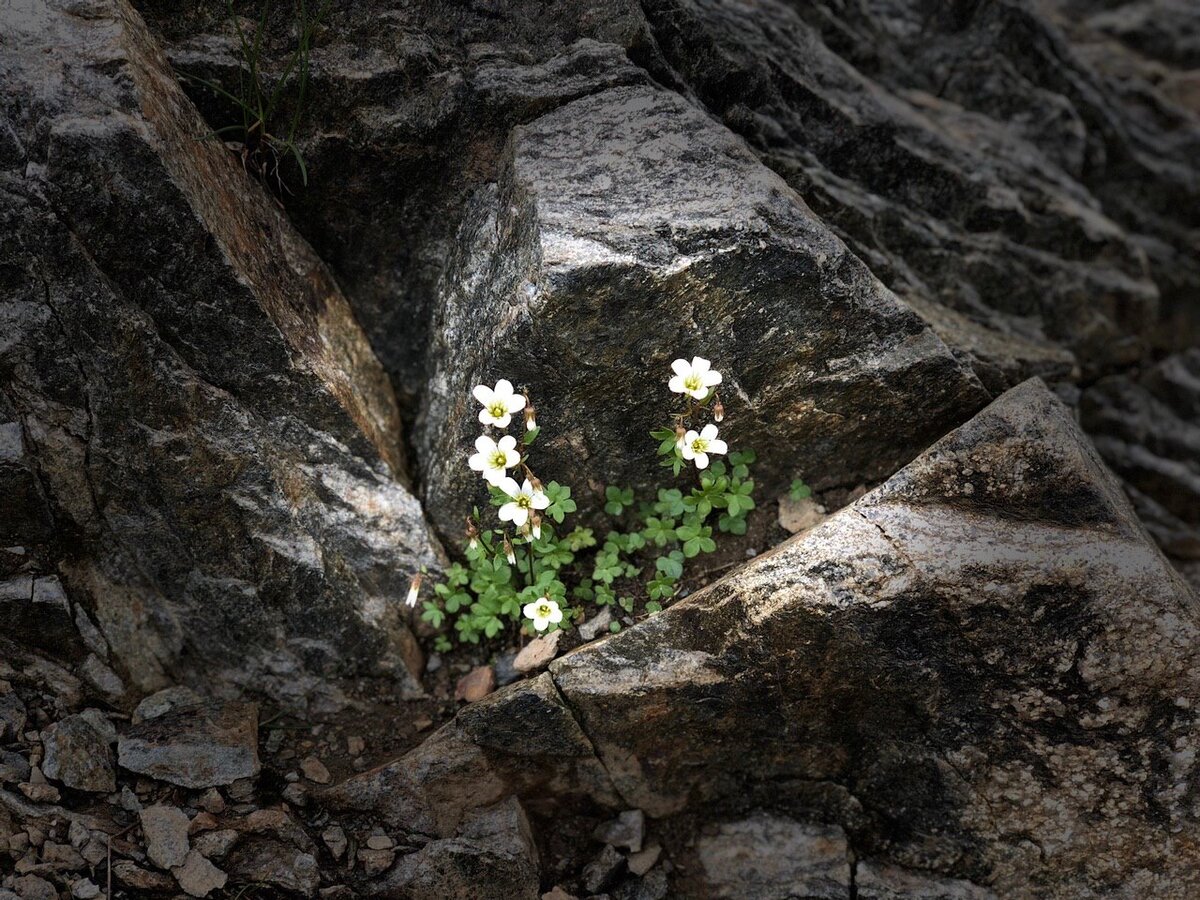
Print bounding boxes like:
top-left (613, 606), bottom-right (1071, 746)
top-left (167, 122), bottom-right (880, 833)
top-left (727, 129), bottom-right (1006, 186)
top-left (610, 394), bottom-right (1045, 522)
top-left (415, 82), bottom-right (990, 537)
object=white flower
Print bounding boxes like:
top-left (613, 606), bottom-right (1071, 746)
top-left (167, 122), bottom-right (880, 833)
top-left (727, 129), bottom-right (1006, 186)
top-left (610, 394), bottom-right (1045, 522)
top-left (668, 356), bottom-right (722, 400)
top-left (468, 434), bottom-right (520, 484)
top-left (405, 574), bottom-right (422, 608)
top-left (678, 423), bottom-right (728, 470)
top-left (473, 379), bottom-right (526, 428)
top-left (497, 477), bottom-right (550, 528)
top-left (523, 596), bottom-right (563, 632)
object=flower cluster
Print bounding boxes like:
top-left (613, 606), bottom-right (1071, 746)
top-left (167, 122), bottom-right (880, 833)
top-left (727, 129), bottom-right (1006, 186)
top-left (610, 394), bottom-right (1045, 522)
top-left (422, 352), bottom-right (761, 655)
top-left (660, 356), bottom-right (728, 472)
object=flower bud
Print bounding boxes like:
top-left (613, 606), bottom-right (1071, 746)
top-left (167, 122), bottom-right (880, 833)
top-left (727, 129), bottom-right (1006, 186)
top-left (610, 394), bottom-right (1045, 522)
top-left (529, 473), bottom-right (543, 493)
top-left (674, 424), bottom-right (687, 441)
top-left (531, 513), bottom-right (542, 541)
top-left (525, 405), bottom-right (538, 431)
top-left (405, 573), bottom-right (423, 608)
top-left (713, 397), bottom-right (725, 423)
top-left (503, 536), bottom-right (516, 566)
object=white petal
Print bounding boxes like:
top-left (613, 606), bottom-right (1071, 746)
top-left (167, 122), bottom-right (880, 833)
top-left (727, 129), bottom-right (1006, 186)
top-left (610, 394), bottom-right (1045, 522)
top-left (511, 507), bottom-right (529, 527)
top-left (478, 409), bottom-right (494, 425)
top-left (694, 452), bottom-right (709, 469)
top-left (691, 356), bottom-right (711, 373)
top-left (523, 601), bottom-right (539, 618)
top-left (668, 375), bottom-right (689, 394)
top-left (473, 384), bottom-right (495, 406)
top-left (507, 393), bottom-right (527, 414)
top-left (498, 435), bottom-right (517, 451)
top-left (684, 430), bottom-right (700, 443)
top-left (700, 423), bottom-right (719, 440)
top-left (494, 379), bottom-right (514, 400)
top-left (680, 444), bottom-right (696, 460)
top-left (704, 370), bottom-right (722, 387)
top-left (475, 435), bottom-right (497, 453)
top-left (498, 476), bottom-right (521, 498)
top-left (499, 503), bottom-right (518, 523)
top-left (483, 468), bottom-right (507, 485)
top-left (707, 439), bottom-right (728, 455)
top-left (688, 386), bottom-right (709, 400)
top-left (493, 412), bottom-right (512, 428)
top-left (531, 492), bottom-right (550, 510)
top-left (502, 448), bottom-right (521, 467)
top-left (468, 452), bottom-right (487, 472)
top-left (549, 607), bottom-right (563, 623)
top-left (520, 479), bottom-right (534, 494)
top-left (533, 618), bottom-right (549, 632)
top-left (671, 358), bottom-right (691, 376)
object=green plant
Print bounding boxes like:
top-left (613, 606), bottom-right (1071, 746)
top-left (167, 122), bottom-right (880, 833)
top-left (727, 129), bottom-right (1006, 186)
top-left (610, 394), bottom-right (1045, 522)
top-left (415, 357), bottom-right (760, 646)
top-left (187, 0), bottom-right (328, 190)
top-left (789, 478), bottom-right (812, 501)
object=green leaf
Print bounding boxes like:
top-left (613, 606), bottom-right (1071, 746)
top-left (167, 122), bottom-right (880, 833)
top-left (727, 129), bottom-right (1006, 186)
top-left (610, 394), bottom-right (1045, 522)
top-left (789, 478), bottom-right (812, 501)
top-left (523, 426), bottom-right (541, 445)
top-left (609, 621), bottom-right (622, 634)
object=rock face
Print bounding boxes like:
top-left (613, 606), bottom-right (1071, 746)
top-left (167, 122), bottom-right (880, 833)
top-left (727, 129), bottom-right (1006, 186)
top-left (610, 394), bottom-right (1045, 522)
top-left (118, 700), bottom-right (260, 789)
top-left (1082, 350), bottom-right (1200, 590)
top-left (328, 380), bottom-right (1200, 897)
top-left (0, 0), bottom-right (442, 697)
top-left (134, 0), bottom-right (1200, 580)
top-left (417, 82), bottom-right (990, 535)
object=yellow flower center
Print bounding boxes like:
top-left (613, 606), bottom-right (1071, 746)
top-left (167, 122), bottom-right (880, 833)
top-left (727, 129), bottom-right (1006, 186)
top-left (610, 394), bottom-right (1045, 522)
top-left (490, 450), bottom-right (508, 468)
top-left (516, 494), bottom-right (532, 509)
top-left (489, 401), bottom-right (508, 418)
top-left (691, 437), bottom-right (709, 453)
top-left (536, 603), bottom-right (552, 617)
top-left (684, 373), bottom-right (703, 391)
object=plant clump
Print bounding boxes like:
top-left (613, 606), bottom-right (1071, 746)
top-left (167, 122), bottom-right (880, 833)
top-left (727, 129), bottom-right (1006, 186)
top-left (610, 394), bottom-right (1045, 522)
top-left (415, 358), bottom-right (761, 649)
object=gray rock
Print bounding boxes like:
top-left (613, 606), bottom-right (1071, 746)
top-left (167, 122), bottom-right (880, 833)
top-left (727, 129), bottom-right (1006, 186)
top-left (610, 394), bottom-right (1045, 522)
top-left (334, 379), bottom-right (1200, 896)
top-left (172, 849), bottom-right (227, 898)
top-left (855, 860), bottom-right (996, 900)
top-left (11, 876), bottom-right (56, 900)
top-left (320, 825), bottom-right (347, 862)
top-left (0, 576), bottom-right (79, 658)
top-left (40, 715), bottom-right (116, 793)
top-left (0, 751), bottom-right (31, 785)
top-left (132, 686), bottom-right (201, 725)
top-left (513, 631), bottom-right (562, 674)
top-left (1082, 349), bottom-right (1200, 589)
top-left (0, 0), bottom-right (442, 699)
top-left (119, 700), bottom-right (259, 789)
top-left (0, 691), bottom-right (26, 742)
top-left (223, 839), bottom-right (319, 898)
top-left (693, 815), bottom-right (850, 899)
top-left (582, 844), bottom-right (626, 894)
top-left (140, 804), bottom-right (190, 870)
top-left (592, 809), bottom-right (644, 853)
top-left (75, 709), bottom-right (117, 746)
top-left (373, 798), bottom-right (540, 900)
top-left (416, 82), bottom-right (988, 537)
top-left (577, 608), bottom-right (613, 642)
top-left (78, 654), bottom-right (124, 699)
top-left (191, 829), bottom-right (239, 862)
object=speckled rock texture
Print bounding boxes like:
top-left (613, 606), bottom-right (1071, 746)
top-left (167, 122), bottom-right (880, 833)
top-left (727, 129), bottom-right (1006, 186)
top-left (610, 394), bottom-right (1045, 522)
top-left (416, 82), bottom-right (990, 536)
top-left (136, 0), bottom-right (1200, 579)
top-left (328, 380), bottom-right (1200, 898)
top-left (0, 0), bottom-right (443, 701)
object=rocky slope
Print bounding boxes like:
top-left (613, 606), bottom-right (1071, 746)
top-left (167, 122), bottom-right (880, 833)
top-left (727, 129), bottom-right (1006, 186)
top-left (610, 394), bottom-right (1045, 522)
top-left (0, 0), bottom-right (1197, 897)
